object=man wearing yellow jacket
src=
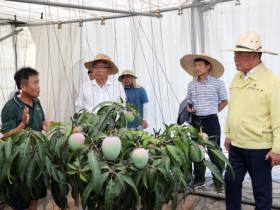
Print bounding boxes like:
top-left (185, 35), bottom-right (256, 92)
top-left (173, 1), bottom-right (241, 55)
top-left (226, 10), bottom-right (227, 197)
top-left (224, 31), bottom-right (280, 210)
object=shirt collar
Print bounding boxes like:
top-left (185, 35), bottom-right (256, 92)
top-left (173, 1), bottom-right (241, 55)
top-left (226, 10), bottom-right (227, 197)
top-left (196, 74), bottom-right (213, 81)
top-left (243, 63), bottom-right (260, 81)
top-left (13, 93), bottom-right (38, 108)
top-left (91, 79), bottom-right (112, 86)
top-left (124, 85), bottom-right (134, 89)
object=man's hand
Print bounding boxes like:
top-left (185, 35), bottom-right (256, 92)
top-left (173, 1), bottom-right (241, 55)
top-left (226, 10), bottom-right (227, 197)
top-left (4, 106), bottom-right (30, 136)
top-left (186, 107), bottom-right (196, 113)
top-left (224, 137), bottom-right (231, 152)
top-left (265, 150), bottom-right (280, 167)
top-left (142, 120), bottom-right (148, 129)
top-left (42, 120), bottom-right (52, 132)
top-left (22, 106), bottom-right (29, 125)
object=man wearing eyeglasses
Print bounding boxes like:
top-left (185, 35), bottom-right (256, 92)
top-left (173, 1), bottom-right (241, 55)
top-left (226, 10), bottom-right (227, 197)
top-left (75, 53), bottom-right (126, 113)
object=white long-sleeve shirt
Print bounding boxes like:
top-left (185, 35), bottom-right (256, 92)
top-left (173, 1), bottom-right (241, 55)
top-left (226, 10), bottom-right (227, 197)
top-left (75, 79), bottom-right (126, 112)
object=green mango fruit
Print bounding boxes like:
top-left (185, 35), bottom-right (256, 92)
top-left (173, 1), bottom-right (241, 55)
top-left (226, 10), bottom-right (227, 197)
top-left (101, 136), bottom-right (122, 160)
top-left (131, 148), bottom-right (149, 169)
top-left (125, 111), bottom-right (135, 123)
top-left (68, 133), bottom-right (85, 151)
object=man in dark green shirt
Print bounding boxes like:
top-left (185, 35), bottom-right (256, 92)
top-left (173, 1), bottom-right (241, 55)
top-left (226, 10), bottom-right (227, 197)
top-left (1, 67), bottom-right (49, 210)
top-left (1, 94), bottom-right (45, 133)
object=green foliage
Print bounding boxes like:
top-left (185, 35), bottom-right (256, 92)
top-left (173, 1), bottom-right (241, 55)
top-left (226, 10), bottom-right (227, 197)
top-left (0, 101), bottom-right (233, 210)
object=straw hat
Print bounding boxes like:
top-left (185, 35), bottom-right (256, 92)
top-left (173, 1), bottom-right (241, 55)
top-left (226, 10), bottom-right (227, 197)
top-left (180, 53), bottom-right (224, 78)
top-left (118, 70), bottom-right (137, 82)
top-left (84, 53), bottom-right (119, 75)
top-left (224, 31), bottom-right (278, 55)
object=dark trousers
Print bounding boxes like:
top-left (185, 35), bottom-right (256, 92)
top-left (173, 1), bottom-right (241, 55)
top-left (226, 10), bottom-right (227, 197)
top-left (225, 145), bottom-right (272, 210)
top-left (190, 115), bottom-right (221, 182)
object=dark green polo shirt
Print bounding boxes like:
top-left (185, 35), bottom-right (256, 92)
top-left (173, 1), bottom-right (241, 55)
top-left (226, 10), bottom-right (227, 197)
top-left (1, 92), bottom-right (45, 133)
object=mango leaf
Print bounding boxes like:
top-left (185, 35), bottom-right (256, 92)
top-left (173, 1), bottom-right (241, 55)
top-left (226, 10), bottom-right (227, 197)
top-left (87, 149), bottom-right (102, 192)
top-left (79, 172), bottom-right (88, 182)
top-left (13, 130), bottom-right (29, 145)
top-left (207, 147), bottom-right (234, 178)
top-left (203, 159), bottom-right (224, 185)
top-left (34, 135), bottom-right (47, 179)
top-left (171, 187), bottom-right (179, 210)
top-left (4, 138), bottom-right (13, 159)
top-left (0, 145), bottom-right (14, 185)
top-left (115, 173), bottom-right (126, 190)
top-left (133, 169), bottom-right (143, 186)
top-left (141, 168), bottom-right (148, 188)
top-left (67, 163), bottom-right (78, 170)
top-left (156, 165), bottom-right (171, 181)
top-left (98, 106), bottom-right (117, 132)
top-left (49, 162), bottom-right (60, 183)
top-left (50, 179), bottom-right (68, 209)
top-left (25, 158), bottom-right (36, 194)
top-left (147, 167), bottom-right (156, 190)
top-left (143, 138), bottom-right (161, 147)
top-left (81, 182), bottom-right (94, 206)
top-left (204, 139), bottom-right (219, 149)
top-left (172, 138), bottom-right (189, 156)
top-left (95, 172), bottom-right (109, 194)
top-left (67, 170), bottom-right (76, 175)
top-left (55, 135), bottom-right (68, 158)
top-left (17, 137), bottom-right (32, 182)
top-left (154, 183), bottom-right (164, 210)
top-left (118, 173), bottom-right (138, 199)
top-left (0, 144), bottom-right (6, 185)
top-left (161, 147), bottom-right (171, 172)
top-left (45, 156), bottom-right (53, 177)
top-left (166, 145), bottom-right (184, 166)
top-left (105, 179), bottom-right (115, 210)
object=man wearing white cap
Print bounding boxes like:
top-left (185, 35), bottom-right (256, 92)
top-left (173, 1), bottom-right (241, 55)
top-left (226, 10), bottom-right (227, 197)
top-left (118, 70), bottom-right (149, 129)
top-left (75, 53), bottom-right (126, 112)
top-left (224, 31), bottom-right (280, 210)
top-left (180, 53), bottom-right (228, 189)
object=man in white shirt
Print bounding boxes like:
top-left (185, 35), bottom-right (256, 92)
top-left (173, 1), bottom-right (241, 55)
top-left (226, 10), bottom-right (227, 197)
top-left (75, 53), bottom-right (126, 112)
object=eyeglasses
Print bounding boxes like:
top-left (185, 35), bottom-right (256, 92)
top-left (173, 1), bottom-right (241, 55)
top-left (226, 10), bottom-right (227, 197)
top-left (93, 66), bottom-right (110, 70)
top-left (88, 70), bottom-right (93, 74)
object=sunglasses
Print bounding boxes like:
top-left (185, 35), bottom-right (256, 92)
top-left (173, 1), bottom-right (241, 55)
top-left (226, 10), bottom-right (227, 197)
top-left (88, 70), bottom-right (93, 74)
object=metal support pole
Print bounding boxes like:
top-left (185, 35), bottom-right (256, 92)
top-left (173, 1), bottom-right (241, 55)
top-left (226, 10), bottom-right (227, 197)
top-left (11, 26), bottom-right (19, 72)
top-left (0, 28), bottom-right (23, 42)
top-left (5, 0), bottom-right (162, 18)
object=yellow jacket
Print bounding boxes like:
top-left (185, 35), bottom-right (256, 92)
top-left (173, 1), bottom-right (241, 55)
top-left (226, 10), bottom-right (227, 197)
top-left (225, 62), bottom-right (280, 153)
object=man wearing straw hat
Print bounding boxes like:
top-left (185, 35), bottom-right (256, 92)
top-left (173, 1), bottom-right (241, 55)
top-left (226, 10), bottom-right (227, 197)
top-left (75, 53), bottom-right (126, 112)
top-left (224, 31), bottom-right (280, 210)
top-left (180, 53), bottom-right (228, 189)
top-left (118, 70), bottom-right (149, 129)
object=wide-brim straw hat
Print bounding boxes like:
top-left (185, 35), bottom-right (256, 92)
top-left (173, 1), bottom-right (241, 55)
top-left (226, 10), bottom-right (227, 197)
top-left (84, 53), bottom-right (119, 75)
top-left (118, 69), bottom-right (137, 82)
top-left (180, 53), bottom-right (224, 78)
top-left (224, 31), bottom-right (278, 55)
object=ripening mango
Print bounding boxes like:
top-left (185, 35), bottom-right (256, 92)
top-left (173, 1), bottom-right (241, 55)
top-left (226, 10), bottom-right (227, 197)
top-left (131, 148), bottom-right (149, 169)
top-left (68, 133), bottom-right (85, 151)
top-left (101, 136), bottom-right (122, 160)
top-left (125, 111), bottom-right (135, 123)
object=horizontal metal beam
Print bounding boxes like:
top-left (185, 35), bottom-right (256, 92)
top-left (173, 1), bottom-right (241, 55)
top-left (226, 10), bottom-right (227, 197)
top-left (6, 0), bottom-right (234, 27)
top-left (5, 0), bottom-right (162, 18)
top-left (203, 0), bottom-right (225, 12)
top-left (0, 28), bottom-right (23, 42)
top-left (15, 0), bottom-right (205, 27)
